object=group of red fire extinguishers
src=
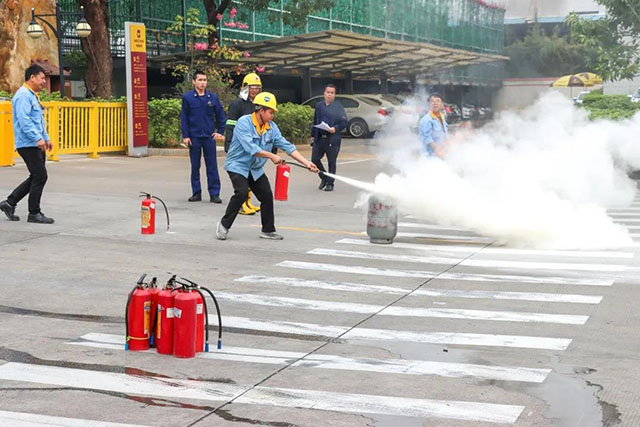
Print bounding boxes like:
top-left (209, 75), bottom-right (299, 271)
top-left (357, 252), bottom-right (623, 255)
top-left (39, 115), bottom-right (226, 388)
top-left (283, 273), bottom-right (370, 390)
top-left (125, 274), bottom-right (223, 358)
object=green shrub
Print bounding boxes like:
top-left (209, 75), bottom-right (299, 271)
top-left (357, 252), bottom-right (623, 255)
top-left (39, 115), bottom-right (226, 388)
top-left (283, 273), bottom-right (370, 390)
top-left (148, 98), bottom-right (182, 147)
top-left (274, 103), bottom-right (314, 145)
top-left (581, 93), bottom-right (640, 121)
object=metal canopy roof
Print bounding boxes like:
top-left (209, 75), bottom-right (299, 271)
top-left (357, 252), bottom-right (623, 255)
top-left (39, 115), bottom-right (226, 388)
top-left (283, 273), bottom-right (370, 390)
top-left (234, 30), bottom-right (507, 79)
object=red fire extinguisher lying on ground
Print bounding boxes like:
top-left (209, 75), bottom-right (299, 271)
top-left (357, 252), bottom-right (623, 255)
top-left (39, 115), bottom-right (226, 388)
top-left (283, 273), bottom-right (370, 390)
top-left (125, 274), bottom-right (156, 351)
top-left (140, 192), bottom-right (170, 234)
top-left (274, 161), bottom-right (317, 201)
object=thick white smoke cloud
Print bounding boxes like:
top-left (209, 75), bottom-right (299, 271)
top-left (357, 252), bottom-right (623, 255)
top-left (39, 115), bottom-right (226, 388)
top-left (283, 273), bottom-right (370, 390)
top-left (368, 91), bottom-right (640, 249)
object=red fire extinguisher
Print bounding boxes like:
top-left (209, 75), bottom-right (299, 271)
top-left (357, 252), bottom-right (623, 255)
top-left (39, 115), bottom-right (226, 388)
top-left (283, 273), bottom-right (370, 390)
top-left (125, 274), bottom-right (152, 351)
top-left (156, 275), bottom-right (178, 355)
top-left (140, 192), bottom-right (170, 235)
top-left (274, 163), bottom-right (291, 201)
top-left (180, 277), bottom-right (223, 352)
top-left (173, 289), bottom-right (198, 358)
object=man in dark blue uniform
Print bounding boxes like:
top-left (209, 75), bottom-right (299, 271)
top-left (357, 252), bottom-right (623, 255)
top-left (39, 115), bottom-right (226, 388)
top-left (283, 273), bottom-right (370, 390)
top-left (311, 84), bottom-right (348, 192)
top-left (181, 70), bottom-right (226, 203)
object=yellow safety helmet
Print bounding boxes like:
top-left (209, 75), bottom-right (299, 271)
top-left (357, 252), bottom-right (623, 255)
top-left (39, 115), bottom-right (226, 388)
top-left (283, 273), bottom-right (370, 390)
top-left (242, 72), bottom-right (262, 87)
top-left (253, 92), bottom-right (278, 111)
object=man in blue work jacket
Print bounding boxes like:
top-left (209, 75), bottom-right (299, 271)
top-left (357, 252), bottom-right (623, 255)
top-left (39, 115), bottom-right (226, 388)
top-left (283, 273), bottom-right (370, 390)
top-left (181, 70), bottom-right (226, 203)
top-left (311, 84), bottom-right (348, 192)
top-left (216, 92), bottom-right (318, 241)
top-left (0, 64), bottom-right (54, 224)
top-left (419, 93), bottom-right (448, 157)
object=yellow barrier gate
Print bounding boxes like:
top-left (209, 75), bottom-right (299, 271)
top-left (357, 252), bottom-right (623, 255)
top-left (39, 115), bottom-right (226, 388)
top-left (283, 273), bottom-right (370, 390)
top-left (0, 101), bottom-right (128, 166)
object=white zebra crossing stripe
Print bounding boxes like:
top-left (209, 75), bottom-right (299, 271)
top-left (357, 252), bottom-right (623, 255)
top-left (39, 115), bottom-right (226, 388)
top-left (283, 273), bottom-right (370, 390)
top-left (70, 333), bottom-right (551, 383)
top-left (0, 363), bottom-right (524, 423)
top-left (308, 248), bottom-right (629, 272)
top-left (206, 315), bottom-right (572, 350)
top-left (235, 275), bottom-right (603, 304)
top-left (614, 218), bottom-right (640, 223)
top-left (215, 291), bottom-right (589, 324)
top-left (0, 410), bottom-right (149, 427)
top-left (398, 222), bottom-right (470, 232)
top-left (337, 238), bottom-right (634, 259)
top-left (393, 231), bottom-right (493, 243)
top-left (277, 261), bottom-right (614, 286)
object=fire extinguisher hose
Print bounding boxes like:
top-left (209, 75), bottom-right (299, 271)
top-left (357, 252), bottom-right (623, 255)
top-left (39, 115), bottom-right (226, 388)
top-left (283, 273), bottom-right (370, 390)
top-left (200, 286), bottom-right (223, 350)
top-left (125, 273), bottom-right (147, 350)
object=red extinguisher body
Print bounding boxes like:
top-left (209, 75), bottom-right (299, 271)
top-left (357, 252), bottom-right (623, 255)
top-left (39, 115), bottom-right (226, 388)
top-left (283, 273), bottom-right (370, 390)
top-left (274, 163), bottom-right (290, 201)
top-left (126, 288), bottom-right (152, 351)
top-left (141, 196), bottom-right (156, 234)
top-left (156, 289), bottom-right (177, 355)
top-left (195, 292), bottom-right (205, 352)
top-left (173, 291), bottom-right (198, 358)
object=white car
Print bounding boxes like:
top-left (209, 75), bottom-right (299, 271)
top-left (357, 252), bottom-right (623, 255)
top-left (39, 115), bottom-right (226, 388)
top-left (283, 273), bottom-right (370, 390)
top-left (573, 90), bottom-right (591, 105)
top-left (302, 94), bottom-right (390, 138)
top-left (629, 88), bottom-right (640, 103)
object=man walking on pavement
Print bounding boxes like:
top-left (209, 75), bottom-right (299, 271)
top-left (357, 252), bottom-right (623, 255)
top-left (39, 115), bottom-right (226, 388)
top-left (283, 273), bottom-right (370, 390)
top-left (419, 93), bottom-right (448, 157)
top-left (216, 92), bottom-right (318, 241)
top-left (0, 64), bottom-right (54, 224)
top-left (311, 84), bottom-right (347, 192)
top-left (181, 70), bottom-right (226, 203)
top-left (225, 72), bottom-right (262, 215)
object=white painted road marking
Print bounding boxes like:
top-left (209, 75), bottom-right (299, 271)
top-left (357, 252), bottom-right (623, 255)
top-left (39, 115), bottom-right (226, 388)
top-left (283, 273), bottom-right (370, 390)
top-left (277, 261), bottom-right (614, 286)
top-left (338, 238), bottom-right (634, 259)
top-left (71, 333), bottom-right (551, 383)
top-left (308, 248), bottom-right (629, 272)
top-left (215, 291), bottom-right (589, 324)
top-left (0, 363), bottom-right (524, 424)
top-left (208, 315), bottom-right (572, 350)
top-left (0, 410), bottom-right (149, 427)
top-left (235, 275), bottom-right (603, 304)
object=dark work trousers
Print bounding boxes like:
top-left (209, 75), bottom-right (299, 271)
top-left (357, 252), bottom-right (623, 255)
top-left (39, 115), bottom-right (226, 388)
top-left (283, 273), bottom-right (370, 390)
top-left (7, 147), bottom-right (47, 214)
top-left (311, 134), bottom-right (341, 185)
top-left (221, 172), bottom-right (275, 233)
top-left (189, 136), bottom-right (220, 196)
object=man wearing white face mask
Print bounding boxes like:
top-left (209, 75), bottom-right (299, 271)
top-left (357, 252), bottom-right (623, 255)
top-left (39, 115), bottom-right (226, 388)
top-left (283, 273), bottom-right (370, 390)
top-left (225, 73), bottom-right (263, 215)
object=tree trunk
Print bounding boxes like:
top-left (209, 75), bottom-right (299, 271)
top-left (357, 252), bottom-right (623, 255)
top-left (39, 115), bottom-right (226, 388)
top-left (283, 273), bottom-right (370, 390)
top-left (203, 0), bottom-right (232, 46)
top-left (77, 0), bottom-right (112, 98)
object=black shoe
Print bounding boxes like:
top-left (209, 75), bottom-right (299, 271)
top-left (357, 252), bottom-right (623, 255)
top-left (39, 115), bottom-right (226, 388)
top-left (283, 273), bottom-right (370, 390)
top-left (324, 184), bottom-right (334, 192)
top-left (318, 179), bottom-right (327, 190)
top-left (27, 212), bottom-right (54, 224)
top-left (0, 200), bottom-right (19, 221)
top-left (210, 195), bottom-right (222, 204)
top-left (188, 193), bottom-right (202, 202)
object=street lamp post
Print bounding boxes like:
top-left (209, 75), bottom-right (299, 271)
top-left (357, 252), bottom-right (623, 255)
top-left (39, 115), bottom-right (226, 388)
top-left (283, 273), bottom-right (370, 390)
top-left (27, 2), bottom-right (92, 98)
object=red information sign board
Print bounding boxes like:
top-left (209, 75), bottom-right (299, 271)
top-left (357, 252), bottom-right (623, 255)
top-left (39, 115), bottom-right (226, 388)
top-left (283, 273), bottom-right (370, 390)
top-left (126, 22), bottom-right (149, 154)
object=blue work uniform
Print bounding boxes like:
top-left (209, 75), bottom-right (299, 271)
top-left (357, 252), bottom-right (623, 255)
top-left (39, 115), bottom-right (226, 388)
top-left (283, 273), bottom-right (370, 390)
top-left (310, 100), bottom-right (347, 185)
top-left (419, 111), bottom-right (448, 156)
top-left (225, 113), bottom-right (297, 179)
top-left (220, 113), bottom-right (297, 233)
top-left (180, 89), bottom-right (226, 196)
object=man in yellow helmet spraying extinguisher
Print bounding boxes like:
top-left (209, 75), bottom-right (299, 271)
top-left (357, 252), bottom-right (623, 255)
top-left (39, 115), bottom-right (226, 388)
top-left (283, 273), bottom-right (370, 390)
top-left (225, 73), bottom-right (263, 215)
top-left (216, 92), bottom-right (318, 241)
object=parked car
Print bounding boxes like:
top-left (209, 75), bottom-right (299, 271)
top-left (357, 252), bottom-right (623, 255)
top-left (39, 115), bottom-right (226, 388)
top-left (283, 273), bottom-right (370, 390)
top-left (629, 88), bottom-right (640, 103)
top-left (573, 90), bottom-right (591, 105)
top-left (461, 104), bottom-right (476, 120)
top-left (302, 94), bottom-right (390, 138)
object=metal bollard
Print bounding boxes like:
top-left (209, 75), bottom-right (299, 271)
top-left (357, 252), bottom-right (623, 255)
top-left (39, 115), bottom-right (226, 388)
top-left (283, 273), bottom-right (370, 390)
top-left (366, 195), bottom-right (397, 244)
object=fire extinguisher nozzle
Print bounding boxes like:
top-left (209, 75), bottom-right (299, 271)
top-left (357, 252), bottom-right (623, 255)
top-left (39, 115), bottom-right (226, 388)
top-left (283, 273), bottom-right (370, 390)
top-left (217, 339), bottom-right (222, 350)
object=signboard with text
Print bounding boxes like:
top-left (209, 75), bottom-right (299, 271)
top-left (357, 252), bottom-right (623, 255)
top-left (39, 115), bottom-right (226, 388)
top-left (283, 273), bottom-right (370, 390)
top-left (125, 22), bottom-right (149, 157)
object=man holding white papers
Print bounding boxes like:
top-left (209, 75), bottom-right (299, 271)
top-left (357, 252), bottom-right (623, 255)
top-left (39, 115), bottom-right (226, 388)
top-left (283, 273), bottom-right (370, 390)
top-left (310, 84), bottom-right (348, 191)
